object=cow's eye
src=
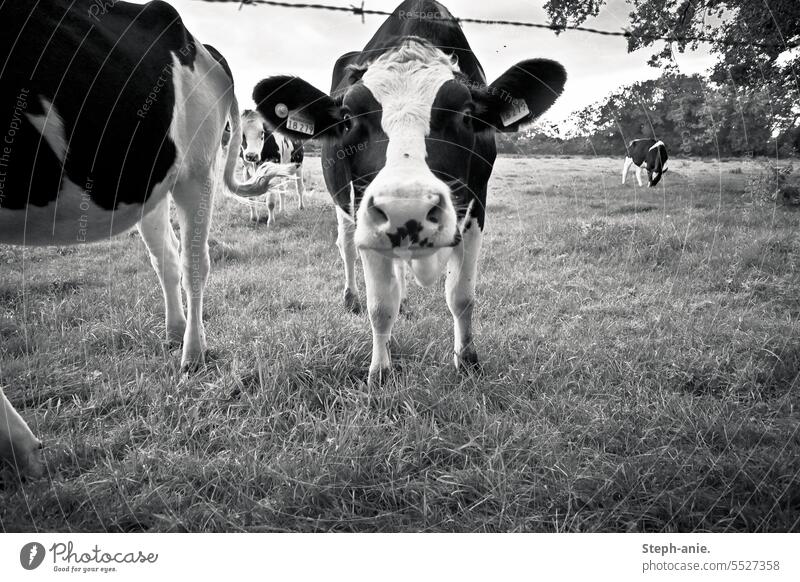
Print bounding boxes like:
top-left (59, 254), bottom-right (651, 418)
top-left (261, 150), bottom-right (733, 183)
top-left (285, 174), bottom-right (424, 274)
top-left (342, 113), bottom-right (353, 133)
top-left (260, 131), bottom-right (265, 139)
top-left (462, 105), bottom-right (475, 128)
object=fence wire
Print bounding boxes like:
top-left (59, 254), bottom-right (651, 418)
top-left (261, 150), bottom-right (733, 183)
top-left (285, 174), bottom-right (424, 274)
top-left (190, 0), bottom-right (799, 50)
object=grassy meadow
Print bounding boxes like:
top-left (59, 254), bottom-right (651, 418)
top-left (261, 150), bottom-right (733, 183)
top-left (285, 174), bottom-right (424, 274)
top-left (1, 155), bottom-right (799, 532)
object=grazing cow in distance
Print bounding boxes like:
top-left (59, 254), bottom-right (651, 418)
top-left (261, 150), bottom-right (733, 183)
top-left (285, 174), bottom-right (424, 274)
top-left (623, 138), bottom-right (669, 187)
top-left (0, 0), bottom-right (285, 474)
top-left (239, 109), bottom-right (307, 225)
top-left (251, 0), bottom-right (566, 384)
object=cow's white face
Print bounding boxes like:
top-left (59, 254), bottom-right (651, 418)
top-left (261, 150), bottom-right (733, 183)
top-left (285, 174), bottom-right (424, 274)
top-left (253, 39), bottom-right (567, 256)
top-left (351, 42), bottom-right (461, 257)
top-left (240, 111), bottom-right (265, 163)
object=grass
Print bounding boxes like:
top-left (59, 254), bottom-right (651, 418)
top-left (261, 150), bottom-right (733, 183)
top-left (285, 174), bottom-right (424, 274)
top-left (1, 155), bottom-right (799, 532)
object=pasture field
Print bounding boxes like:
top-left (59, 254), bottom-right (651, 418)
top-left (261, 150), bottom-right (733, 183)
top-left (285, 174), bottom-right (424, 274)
top-left (1, 156), bottom-right (799, 532)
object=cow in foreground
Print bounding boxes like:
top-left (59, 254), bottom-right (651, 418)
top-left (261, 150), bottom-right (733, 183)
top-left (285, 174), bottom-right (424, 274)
top-left (251, 0), bottom-right (566, 384)
top-left (622, 139), bottom-right (669, 187)
top-left (239, 110), bottom-right (307, 225)
top-left (0, 0), bottom-right (285, 474)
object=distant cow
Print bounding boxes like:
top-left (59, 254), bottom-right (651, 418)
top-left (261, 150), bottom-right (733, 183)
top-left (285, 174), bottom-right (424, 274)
top-left (250, 0), bottom-right (566, 384)
top-left (239, 109), bottom-right (307, 225)
top-left (0, 0), bottom-right (285, 474)
top-left (623, 139), bottom-right (668, 187)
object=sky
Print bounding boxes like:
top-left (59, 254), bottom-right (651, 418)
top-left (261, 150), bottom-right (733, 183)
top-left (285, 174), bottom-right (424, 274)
top-left (129, 0), bottom-right (718, 123)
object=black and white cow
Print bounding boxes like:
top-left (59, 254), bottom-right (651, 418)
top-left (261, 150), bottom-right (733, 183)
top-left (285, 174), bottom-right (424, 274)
top-left (0, 0), bottom-right (284, 474)
top-left (239, 109), bottom-right (306, 224)
top-left (250, 0), bottom-right (566, 384)
top-left (622, 138), bottom-right (669, 187)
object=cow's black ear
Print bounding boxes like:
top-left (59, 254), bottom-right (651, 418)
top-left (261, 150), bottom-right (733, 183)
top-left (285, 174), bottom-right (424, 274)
top-left (253, 76), bottom-right (343, 140)
top-left (473, 59), bottom-right (566, 133)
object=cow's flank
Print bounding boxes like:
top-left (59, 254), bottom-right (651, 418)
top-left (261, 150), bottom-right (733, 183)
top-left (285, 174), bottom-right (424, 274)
top-left (0, 0), bottom-right (285, 475)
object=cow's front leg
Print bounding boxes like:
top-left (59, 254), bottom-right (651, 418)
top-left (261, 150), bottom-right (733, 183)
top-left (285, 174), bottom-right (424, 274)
top-left (446, 217), bottom-right (482, 371)
top-left (171, 175), bottom-right (215, 372)
top-left (336, 207), bottom-right (361, 313)
top-left (137, 197), bottom-right (186, 346)
top-left (622, 156), bottom-right (633, 184)
top-left (635, 165), bottom-right (644, 187)
top-left (361, 249), bottom-right (401, 385)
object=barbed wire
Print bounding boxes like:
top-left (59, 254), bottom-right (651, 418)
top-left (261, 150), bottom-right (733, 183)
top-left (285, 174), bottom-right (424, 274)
top-left (190, 0), bottom-right (799, 50)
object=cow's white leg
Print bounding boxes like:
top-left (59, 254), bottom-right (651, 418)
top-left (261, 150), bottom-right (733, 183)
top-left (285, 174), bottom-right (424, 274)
top-left (622, 156), bottom-right (633, 184)
top-left (0, 388), bottom-right (43, 477)
top-left (243, 164), bottom-right (260, 223)
top-left (296, 168), bottom-right (306, 210)
top-left (137, 197), bottom-right (186, 345)
top-left (635, 165), bottom-right (644, 187)
top-left (278, 190), bottom-right (285, 215)
top-left (266, 191), bottom-right (277, 227)
top-left (361, 250), bottom-right (400, 385)
top-left (446, 218), bottom-right (482, 371)
top-left (336, 206), bottom-right (361, 313)
top-left (171, 174), bottom-right (214, 371)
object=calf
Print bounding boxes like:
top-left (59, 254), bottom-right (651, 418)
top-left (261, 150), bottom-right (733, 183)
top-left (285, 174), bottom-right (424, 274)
top-left (0, 0), bottom-right (284, 474)
top-left (239, 110), bottom-right (306, 225)
top-left (251, 0), bottom-right (566, 384)
top-left (622, 138), bottom-right (669, 187)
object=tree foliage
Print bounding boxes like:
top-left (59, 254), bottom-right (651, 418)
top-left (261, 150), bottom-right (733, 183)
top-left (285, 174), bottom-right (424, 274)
top-left (544, 0), bottom-right (800, 127)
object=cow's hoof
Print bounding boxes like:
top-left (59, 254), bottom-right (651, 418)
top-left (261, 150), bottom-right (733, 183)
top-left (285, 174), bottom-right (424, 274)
top-left (23, 443), bottom-right (45, 479)
top-left (1, 440), bottom-right (44, 479)
top-left (367, 367), bottom-right (393, 388)
top-left (180, 353), bottom-right (206, 374)
top-left (344, 289), bottom-right (362, 314)
top-left (166, 326), bottom-right (185, 348)
top-left (454, 349), bottom-right (481, 373)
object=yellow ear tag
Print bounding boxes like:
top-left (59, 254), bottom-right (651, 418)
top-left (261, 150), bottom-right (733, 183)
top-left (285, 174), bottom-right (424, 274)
top-left (286, 111), bottom-right (315, 135)
top-left (500, 98), bottom-right (530, 127)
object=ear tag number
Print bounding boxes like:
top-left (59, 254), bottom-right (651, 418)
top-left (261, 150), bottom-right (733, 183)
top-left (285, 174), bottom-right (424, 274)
top-left (500, 98), bottom-right (530, 127)
top-left (287, 112), bottom-right (315, 135)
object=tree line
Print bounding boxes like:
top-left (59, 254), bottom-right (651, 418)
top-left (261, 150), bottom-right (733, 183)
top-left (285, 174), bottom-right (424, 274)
top-left (498, 72), bottom-right (799, 158)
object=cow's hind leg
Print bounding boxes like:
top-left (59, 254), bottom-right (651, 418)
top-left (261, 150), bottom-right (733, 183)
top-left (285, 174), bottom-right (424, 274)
top-left (296, 167), bottom-right (306, 210)
top-left (138, 197), bottom-right (186, 346)
top-left (446, 218), bottom-right (483, 372)
top-left (0, 387), bottom-right (43, 477)
top-left (622, 156), bottom-right (633, 184)
top-left (336, 206), bottom-right (361, 313)
top-left (171, 175), bottom-right (215, 371)
top-left (361, 250), bottom-right (401, 385)
top-left (266, 191), bottom-right (277, 227)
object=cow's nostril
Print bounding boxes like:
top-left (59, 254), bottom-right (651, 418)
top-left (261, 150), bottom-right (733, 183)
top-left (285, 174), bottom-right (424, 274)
top-left (367, 198), bottom-right (389, 226)
top-left (426, 195), bottom-right (444, 224)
